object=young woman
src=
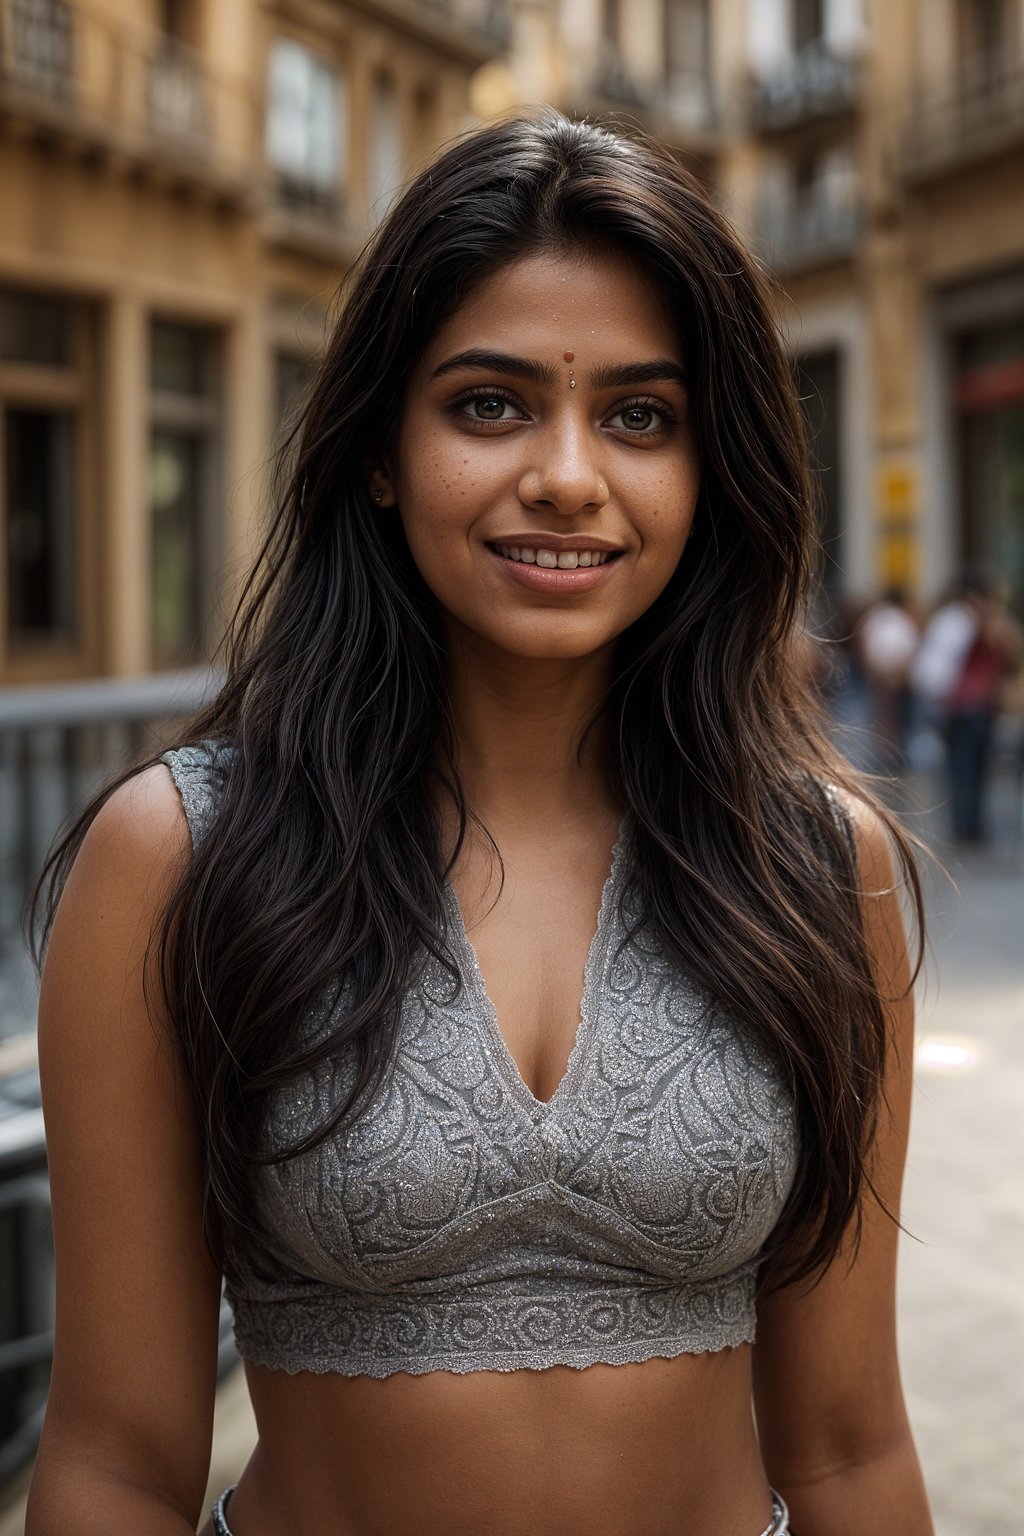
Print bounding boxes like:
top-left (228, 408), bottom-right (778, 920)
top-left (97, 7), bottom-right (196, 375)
top-left (26, 111), bottom-right (933, 1536)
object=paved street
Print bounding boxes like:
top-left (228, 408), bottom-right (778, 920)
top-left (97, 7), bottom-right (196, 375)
top-left (898, 815), bottom-right (1024, 1536)
top-left (2, 779), bottom-right (1021, 1535)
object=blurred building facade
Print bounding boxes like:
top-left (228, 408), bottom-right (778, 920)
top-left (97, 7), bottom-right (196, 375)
top-left (1, 0), bottom-right (1023, 693)
top-left (0, 0), bottom-right (505, 687)
top-left (719, 0), bottom-right (1024, 621)
top-left (487, 0), bottom-right (1024, 622)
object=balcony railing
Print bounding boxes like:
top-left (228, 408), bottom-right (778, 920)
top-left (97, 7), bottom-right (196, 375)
top-left (756, 189), bottom-right (863, 272)
top-left (146, 35), bottom-right (207, 152)
top-left (0, 668), bottom-right (220, 1044)
top-left (750, 40), bottom-right (862, 133)
top-left (901, 56), bottom-right (1024, 183)
top-left (2, 0), bottom-right (73, 101)
top-left (0, 0), bottom-right (252, 195)
top-left (0, 669), bottom-right (236, 1481)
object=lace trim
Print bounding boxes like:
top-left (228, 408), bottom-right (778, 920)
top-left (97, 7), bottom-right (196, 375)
top-left (229, 1271), bottom-right (757, 1378)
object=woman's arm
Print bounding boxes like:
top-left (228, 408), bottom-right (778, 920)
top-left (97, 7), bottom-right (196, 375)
top-left (752, 794), bottom-right (934, 1536)
top-left (25, 766), bottom-right (223, 1535)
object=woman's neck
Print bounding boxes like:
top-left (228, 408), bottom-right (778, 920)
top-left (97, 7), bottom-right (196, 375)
top-left (440, 632), bottom-right (619, 828)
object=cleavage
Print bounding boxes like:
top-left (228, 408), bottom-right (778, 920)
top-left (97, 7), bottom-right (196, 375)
top-left (446, 817), bottom-right (623, 1105)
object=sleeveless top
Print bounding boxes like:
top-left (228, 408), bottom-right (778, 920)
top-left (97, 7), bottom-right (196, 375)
top-left (160, 740), bottom-right (815, 1378)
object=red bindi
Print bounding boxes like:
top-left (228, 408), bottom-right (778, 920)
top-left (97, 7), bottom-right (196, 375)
top-left (563, 351), bottom-right (574, 363)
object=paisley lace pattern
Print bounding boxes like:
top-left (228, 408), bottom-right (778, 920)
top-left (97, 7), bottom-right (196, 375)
top-left (161, 741), bottom-right (802, 1377)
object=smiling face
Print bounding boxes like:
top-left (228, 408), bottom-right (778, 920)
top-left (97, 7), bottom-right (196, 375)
top-left (376, 247), bottom-right (700, 664)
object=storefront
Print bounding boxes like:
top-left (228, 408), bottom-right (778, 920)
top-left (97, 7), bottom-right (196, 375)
top-left (953, 316), bottom-right (1024, 617)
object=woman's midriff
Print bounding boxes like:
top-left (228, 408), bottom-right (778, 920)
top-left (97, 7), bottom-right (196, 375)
top-left (203, 1346), bottom-right (775, 1536)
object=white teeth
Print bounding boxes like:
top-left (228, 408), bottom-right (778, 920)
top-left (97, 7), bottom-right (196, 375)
top-left (495, 544), bottom-right (614, 567)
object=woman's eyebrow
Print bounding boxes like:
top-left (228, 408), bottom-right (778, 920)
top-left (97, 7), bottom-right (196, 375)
top-left (430, 349), bottom-right (687, 390)
top-left (430, 349), bottom-right (556, 385)
top-left (590, 360), bottom-right (688, 389)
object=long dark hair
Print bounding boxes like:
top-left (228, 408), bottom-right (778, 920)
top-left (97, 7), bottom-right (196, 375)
top-left (30, 109), bottom-right (924, 1290)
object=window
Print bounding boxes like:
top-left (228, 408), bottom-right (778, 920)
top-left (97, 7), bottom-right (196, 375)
top-left (957, 0), bottom-right (1016, 84)
top-left (368, 73), bottom-right (403, 219)
top-left (0, 290), bottom-right (71, 367)
top-left (663, 0), bottom-right (712, 126)
top-left (148, 321), bottom-right (220, 668)
top-left (8, 0), bottom-right (74, 100)
top-left (793, 0), bottom-right (824, 50)
top-left (5, 408), bottom-right (76, 644)
top-left (0, 290), bottom-right (83, 660)
top-left (266, 37), bottom-right (344, 205)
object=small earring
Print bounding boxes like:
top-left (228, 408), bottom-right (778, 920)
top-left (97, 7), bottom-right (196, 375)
top-left (373, 488), bottom-right (383, 504)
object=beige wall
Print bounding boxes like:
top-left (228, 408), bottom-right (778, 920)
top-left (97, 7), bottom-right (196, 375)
top-left (0, 0), bottom-right (494, 684)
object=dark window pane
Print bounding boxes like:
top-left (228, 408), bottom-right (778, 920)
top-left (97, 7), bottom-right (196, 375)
top-left (961, 404), bottom-right (1024, 619)
top-left (0, 290), bottom-right (71, 366)
top-left (5, 408), bottom-right (76, 644)
top-left (959, 320), bottom-right (1024, 369)
top-left (794, 0), bottom-right (824, 49)
top-left (150, 430), bottom-right (201, 663)
top-left (274, 351), bottom-right (314, 432)
top-left (151, 321), bottom-right (206, 395)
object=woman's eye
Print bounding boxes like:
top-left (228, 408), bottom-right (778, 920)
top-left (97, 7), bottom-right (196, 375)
top-left (609, 405), bottom-right (664, 433)
top-left (463, 395), bottom-right (519, 422)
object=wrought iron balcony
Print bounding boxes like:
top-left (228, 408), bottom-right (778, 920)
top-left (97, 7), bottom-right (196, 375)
top-left (901, 55), bottom-right (1024, 183)
top-left (750, 40), bottom-right (862, 134)
top-left (756, 188), bottom-right (863, 273)
top-left (0, 0), bottom-right (252, 198)
top-left (1, 0), bottom-right (73, 102)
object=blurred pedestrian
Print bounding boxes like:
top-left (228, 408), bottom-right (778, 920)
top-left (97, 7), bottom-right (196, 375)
top-left (911, 571), bottom-right (1022, 843)
top-left (858, 588), bottom-right (920, 772)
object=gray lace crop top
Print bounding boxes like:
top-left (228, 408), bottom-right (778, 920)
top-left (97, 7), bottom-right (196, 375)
top-left (161, 740), bottom-right (806, 1378)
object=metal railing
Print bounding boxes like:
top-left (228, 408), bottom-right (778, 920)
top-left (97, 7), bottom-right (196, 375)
top-left (756, 190), bottom-right (863, 272)
top-left (0, 0), bottom-right (253, 189)
top-left (0, 668), bottom-right (233, 1485)
top-left (0, 668), bottom-right (220, 1043)
top-left (2, 0), bottom-right (73, 100)
top-left (901, 55), bottom-right (1024, 183)
top-left (750, 40), bottom-right (862, 133)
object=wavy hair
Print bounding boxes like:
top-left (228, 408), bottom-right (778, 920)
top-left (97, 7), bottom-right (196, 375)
top-left (30, 109), bottom-right (924, 1290)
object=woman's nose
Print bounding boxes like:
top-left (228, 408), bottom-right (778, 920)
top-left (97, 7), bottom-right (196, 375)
top-left (517, 416), bottom-right (610, 515)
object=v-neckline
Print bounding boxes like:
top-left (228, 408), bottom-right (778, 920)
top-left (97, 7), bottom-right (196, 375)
top-left (442, 811), bottom-right (631, 1117)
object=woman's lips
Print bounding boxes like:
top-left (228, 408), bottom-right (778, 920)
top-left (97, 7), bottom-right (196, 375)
top-left (486, 544), bottom-right (624, 593)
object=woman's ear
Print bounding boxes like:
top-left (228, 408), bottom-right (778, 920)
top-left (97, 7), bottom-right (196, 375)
top-left (367, 465), bottom-right (397, 507)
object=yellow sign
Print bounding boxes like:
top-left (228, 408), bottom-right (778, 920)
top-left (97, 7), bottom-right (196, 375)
top-left (877, 464), bottom-right (918, 588)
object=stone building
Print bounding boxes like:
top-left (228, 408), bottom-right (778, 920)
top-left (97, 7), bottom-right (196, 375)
top-left (2, 0), bottom-right (1022, 693)
top-left (717, 0), bottom-right (1024, 616)
top-left (492, 0), bottom-right (1024, 617)
top-left (0, 0), bottom-right (504, 687)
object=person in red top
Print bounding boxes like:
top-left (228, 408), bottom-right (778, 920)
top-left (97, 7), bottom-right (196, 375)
top-left (931, 573), bottom-right (1021, 843)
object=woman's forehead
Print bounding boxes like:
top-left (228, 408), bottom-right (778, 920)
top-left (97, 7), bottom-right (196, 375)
top-left (418, 249), bottom-right (683, 373)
